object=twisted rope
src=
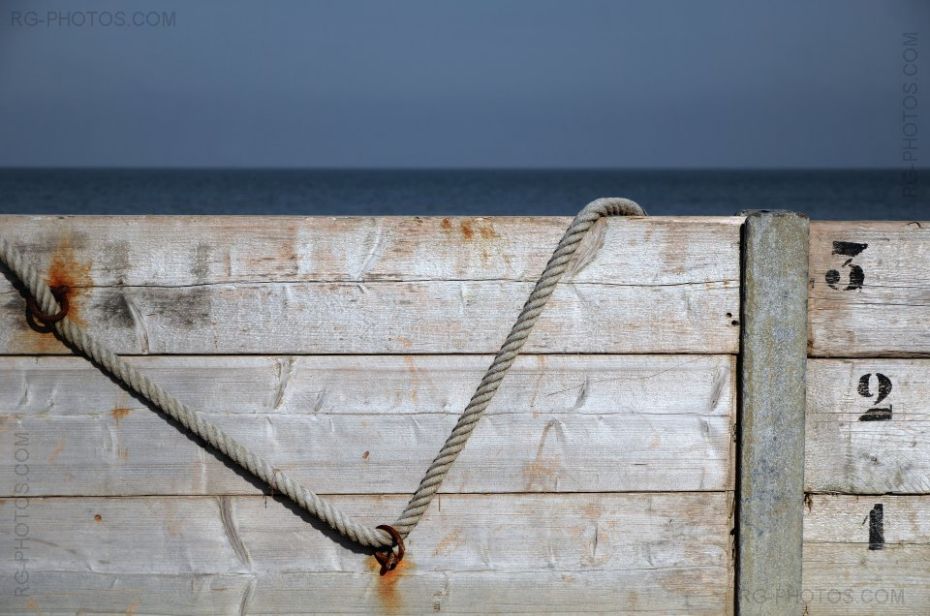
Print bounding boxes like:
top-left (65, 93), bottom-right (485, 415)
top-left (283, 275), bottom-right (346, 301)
top-left (393, 197), bottom-right (645, 534)
top-left (0, 197), bottom-right (644, 551)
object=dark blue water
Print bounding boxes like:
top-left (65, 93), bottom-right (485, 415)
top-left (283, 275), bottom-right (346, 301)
top-left (1, 169), bottom-right (927, 219)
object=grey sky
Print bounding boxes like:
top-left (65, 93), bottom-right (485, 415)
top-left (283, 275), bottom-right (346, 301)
top-left (0, 0), bottom-right (926, 168)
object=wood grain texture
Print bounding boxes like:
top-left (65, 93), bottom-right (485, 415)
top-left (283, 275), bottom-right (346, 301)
top-left (0, 493), bottom-right (734, 615)
top-left (0, 215), bottom-right (742, 285)
top-left (0, 216), bottom-right (742, 354)
top-left (0, 215), bottom-right (744, 612)
top-left (0, 355), bottom-right (735, 496)
top-left (806, 359), bottom-right (930, 494)
top-left (809, 221), bottom-right (930, 357)
top-left (802, 494), bottom-right (929, 615)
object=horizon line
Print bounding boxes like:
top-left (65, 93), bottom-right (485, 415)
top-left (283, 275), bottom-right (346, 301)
top-left (2, 166), bottom-right (927, 172)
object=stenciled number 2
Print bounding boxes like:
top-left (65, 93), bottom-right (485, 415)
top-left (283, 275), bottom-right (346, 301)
top-left (858, 373), bottom-right (892, 421)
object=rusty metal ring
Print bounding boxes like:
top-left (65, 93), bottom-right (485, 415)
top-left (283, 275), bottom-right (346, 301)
top-left (373, 524), bottom-right (405, 575)
top-left (26, 285), bottom-right (69, 325)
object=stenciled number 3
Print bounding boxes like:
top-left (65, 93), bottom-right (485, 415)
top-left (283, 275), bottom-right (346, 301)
top-left (825, 241), bottom-right (868, 291)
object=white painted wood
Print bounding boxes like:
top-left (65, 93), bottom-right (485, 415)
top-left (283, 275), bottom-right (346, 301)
top-left (802, 494), bottom-right (930, 615)
top-left (0, 493), bottom-right (734, 615)
top-left (0, 355), bottom-right (734, 495)
top-left (809, 221), bottom-right (930, 357)
top-left (806, 359), bottom-right (930, 494)
top-left (0, 216), bottom-right (742, 355)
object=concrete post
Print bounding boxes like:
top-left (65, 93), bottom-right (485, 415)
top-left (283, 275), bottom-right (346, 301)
top-left (737, 211), bottom-right (809, 615)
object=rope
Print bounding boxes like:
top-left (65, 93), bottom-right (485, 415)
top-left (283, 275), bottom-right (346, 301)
top-left (392, 198), bottom-right (645, 534)
top-left (0, 197), bottom-right (645, 551)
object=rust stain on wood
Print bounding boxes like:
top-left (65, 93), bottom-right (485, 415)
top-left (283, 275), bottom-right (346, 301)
top-left (367, 555), bottom-right (414, 614)
top-left (402, 355), bottom-right (419, 402)
top-left (432, 528), bottom-right (464, 556)
top-left (440, 219), bottom-right (498, 242)
top-left (94, 513), bottom-right (103, 523)
top-left (523, 455), bottom-right (560, 491)
top-left (46, 236), bottom-right (92, 327)
top-left (47, 439), bottom-right (65, 463)
top-left (11, 235), bottom-right (93, 353)
top-left (112, 407), bottom-right (131, 424)
top-left (582, 501), bottom-right (603, 520)
top-left (460, 221), bottom-right (474, 240)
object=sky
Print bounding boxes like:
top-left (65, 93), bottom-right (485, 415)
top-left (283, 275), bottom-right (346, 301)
top-left (0, 0), bottom-right (926, 168)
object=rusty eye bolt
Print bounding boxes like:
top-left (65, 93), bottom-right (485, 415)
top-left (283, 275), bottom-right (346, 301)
top-left (373, 525), bottom-right (405, 575)
top-left (26, 285), bottom-right (70, 329)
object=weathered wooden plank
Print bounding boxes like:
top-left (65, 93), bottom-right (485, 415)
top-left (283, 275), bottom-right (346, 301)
top-left (1, 280), bottom-right (739, 355)
top-left (0, 355), bottom-right (735, 495)
top-left (801, 494), bottom-right (929, 615)
top-left (0, 217), bottom-right (742, 355)
top-left (738, 211), bottom-right (809, 616)
top-left (0, 493), bottom-right (734, 615)
top-left (0, 215), bottom-right (742, 285)
top-left (809, 221), bottom-right (930, 357)
top-left (806, 359), bottom-right (930, 494)
top-left (0, 354), bottom-right (733, 418)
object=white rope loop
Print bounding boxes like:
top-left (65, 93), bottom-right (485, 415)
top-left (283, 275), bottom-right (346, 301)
top-left (0, 197), bottom-right (645, 551)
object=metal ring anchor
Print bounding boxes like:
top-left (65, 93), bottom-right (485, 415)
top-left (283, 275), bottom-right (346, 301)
top-left (373, 525), bottom-right (405, 575)
top-left (26, 285), bottom-right (70, 329)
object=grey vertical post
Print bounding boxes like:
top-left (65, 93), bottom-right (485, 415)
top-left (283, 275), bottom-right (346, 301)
top-left (737, 211), bottom-right (809, 615)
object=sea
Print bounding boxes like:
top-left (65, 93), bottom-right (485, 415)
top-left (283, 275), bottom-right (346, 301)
top-left (0, 168), bottom-right (927, 219)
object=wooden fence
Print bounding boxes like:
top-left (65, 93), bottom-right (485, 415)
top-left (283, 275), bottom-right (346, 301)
top-left (0, 214), bottom-right (925, 614)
